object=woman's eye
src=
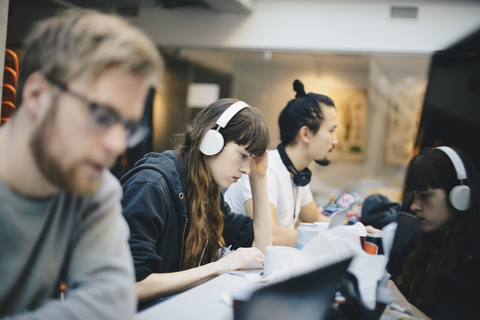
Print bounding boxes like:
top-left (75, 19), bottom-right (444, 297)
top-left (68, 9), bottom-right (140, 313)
top-left (241, 153), bottom-right (248, 159)
top-left (418, 193), bottom-right (430, 200)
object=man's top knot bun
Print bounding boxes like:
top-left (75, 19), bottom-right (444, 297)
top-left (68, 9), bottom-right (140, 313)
top-left (293, 79), bottom-right (306, 98)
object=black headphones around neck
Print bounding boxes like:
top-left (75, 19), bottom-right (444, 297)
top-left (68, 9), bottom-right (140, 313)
top-left (277, 143), bottom-right (312, 187)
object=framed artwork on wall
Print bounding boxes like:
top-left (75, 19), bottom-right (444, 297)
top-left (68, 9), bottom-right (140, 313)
top-left (384, 91), bottom-right (424, 166)
top-left (329, 89), bottom-right (368, 162)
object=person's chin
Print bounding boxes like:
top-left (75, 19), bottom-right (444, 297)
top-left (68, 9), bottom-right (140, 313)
top-left (68, 172), bottom-right (102, 195)
top-left (72, 181), bottom-right (100, 196)
top-left (315, 159), bottom-right (330, 166)
top-left (418, 221), bottom-right (434, 233)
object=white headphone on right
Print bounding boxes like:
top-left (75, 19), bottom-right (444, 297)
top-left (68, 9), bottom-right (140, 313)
top-left (199, 101), bottom-right (250, 156)
top-left (436, 146), bottom-right (471, 211)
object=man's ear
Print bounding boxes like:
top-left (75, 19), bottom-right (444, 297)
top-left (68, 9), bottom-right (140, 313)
top-left (21, 72), bottom-right (52, 119)
top-left (298, 125), bottom-right (311, 144)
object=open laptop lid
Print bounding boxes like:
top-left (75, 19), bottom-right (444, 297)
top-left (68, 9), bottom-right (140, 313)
top-left (235, 257), bottom-right (353, 320)
top-left (327, 207), bottom-right (349, 230)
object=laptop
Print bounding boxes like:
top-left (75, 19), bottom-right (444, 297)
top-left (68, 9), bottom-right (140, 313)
top-left (327, 207), bottom-right (349, 230)
top-left (234, 257), bottom-right (353, 320)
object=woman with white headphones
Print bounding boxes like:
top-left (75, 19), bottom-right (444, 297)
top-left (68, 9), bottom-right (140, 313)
top-left (387, 146), bottom-right (480, 319)
top-left (120, 98), bottom-right (271, 310)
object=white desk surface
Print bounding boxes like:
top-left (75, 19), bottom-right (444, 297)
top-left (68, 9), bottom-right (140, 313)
top-left (135, 269), bottom-right (262, 320)
top-left (135, 268), bottom-right (415, 320)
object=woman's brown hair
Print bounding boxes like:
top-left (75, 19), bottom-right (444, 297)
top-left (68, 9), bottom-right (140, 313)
top-left (174, 98), bottom-right (269, 270)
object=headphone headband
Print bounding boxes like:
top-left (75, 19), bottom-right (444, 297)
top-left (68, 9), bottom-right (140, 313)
top-left (436, 146), bottom-right (467, 180)
top-left (215, 101), bottom-right (250, 129)
top-left (435, 146), bottom-right (471, 211)
top-left (199, 101), bottom-right (250, 156)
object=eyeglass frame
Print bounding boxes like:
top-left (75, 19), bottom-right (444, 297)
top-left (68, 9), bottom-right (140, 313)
top-left (45, 75), bottom-right (150, 148)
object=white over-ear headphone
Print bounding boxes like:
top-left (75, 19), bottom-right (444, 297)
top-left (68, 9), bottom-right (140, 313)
top-left (199, 101), bottom-right (250, 156)
top-left (436, 146), bottom-right (471, 211)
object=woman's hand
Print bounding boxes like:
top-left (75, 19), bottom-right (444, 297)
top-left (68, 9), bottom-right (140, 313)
top-left (387, 280), bottom-right (410, 309)
top-left (137, 248), bottom-right (264, 301)
top-left (365, 225), bottom-right (382, 234)
top-left (250, 150), bottom-right (268, 178)
top-left (387, 280), bottom-right (431, 320)
top-left (214, 247), bottom-right (265, 274)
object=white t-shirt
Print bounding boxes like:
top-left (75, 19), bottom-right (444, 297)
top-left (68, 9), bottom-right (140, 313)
top-left (224, 149), bottom-right (313, 229)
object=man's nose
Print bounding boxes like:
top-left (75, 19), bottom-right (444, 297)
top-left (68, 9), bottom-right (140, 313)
top-left (332, 133), bottom-right (339, 146)
top-left (100, 123), bottom-right (127, 157)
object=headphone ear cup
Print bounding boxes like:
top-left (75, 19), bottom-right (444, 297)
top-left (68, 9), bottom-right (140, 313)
top-left (449, 185), bottom-right (471, 211)
top-left (199, 130), bottom-right (224, 156)
top-left (292, 169), bottom-right (312, 187)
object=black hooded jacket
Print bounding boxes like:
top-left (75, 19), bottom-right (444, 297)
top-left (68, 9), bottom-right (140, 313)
top-left (120, 151), bottom-right (254, 282)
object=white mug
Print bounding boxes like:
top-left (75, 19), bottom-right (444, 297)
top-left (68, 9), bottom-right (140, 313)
top-left (263, 246), bottom-right (299, 277)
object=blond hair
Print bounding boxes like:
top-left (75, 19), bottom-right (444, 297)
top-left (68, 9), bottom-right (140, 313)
top-left (17, 9), bottom-right (162, 105)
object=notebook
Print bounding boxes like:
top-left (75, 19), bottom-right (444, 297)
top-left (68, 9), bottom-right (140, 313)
top-left (234, 257), bottom-right (353, 320)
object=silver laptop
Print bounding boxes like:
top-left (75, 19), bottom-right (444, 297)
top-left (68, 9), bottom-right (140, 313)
top-left (327, 207), bottom-right (349, 230)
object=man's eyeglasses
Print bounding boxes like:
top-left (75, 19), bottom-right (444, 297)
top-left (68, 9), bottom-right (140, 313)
top-left (46, 76), bottom-right (149, 148)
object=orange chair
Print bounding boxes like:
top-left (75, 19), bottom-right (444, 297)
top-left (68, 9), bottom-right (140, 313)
top-left (3, 66), bottom-right (18, 88)
top-left (1, 101), bottom-right (15, 124)
top-left (0, 117), bottom-right (10, 126)
top-left (2, 84), bottom-right (16, 104)
top-left (5, 49), bottom-right (19, 75)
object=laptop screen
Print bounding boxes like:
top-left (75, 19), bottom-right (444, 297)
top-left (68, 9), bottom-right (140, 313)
top-left (234, 257), bottom-right (353, 320)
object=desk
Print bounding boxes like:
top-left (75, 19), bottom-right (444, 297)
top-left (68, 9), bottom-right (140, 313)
top-left (135, 269), bottom-right (415, 320)
top-left (136, 269), bottom-right (262, 320)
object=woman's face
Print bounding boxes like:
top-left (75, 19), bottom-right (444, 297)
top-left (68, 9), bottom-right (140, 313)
top-left (410, 188), bottom-right (453, 232)
top-left (205, 142), bottom-right (253, 189)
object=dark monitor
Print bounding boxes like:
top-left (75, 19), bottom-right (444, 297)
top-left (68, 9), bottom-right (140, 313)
top-left (414, 27), bottom-right (480, 169)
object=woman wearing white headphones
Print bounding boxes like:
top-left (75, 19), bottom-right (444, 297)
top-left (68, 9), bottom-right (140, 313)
top-left (387, 146), bottom-right (480, 319)
top-left (120, 98), bottom-right (271, 310)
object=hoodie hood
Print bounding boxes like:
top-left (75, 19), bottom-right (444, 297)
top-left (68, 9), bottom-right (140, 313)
top-left (120, 151), bottom-right (187, 218)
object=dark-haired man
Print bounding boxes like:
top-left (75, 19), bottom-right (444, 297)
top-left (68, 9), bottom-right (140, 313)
top-left (225, 80), bottom-right (337, 247)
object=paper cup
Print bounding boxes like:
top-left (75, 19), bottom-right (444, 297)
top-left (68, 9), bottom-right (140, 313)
top-left (353, 222), bottom-right (367, 249)
top-left (263, 246), bottom-right (299, 277)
